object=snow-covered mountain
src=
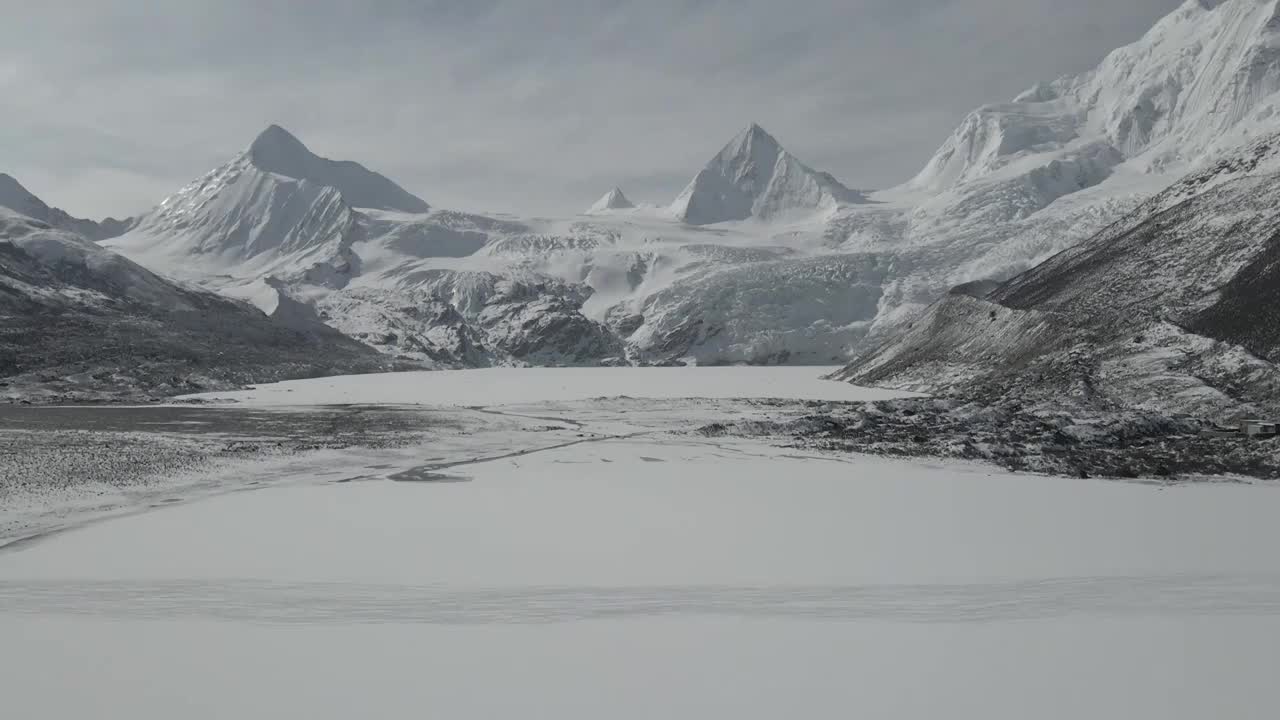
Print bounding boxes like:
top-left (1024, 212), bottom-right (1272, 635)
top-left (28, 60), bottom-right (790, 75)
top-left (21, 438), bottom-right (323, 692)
top-left (248, 125), bottom-right (430, 213)
top-left (103, 125), bottom-right (431, 284)
top-left (587, 188), bottom-right (635, 214)
top-left (33, 0), bottom-right (1280, 383)
top-left (835, 130), bottom-right (1280, 417)
top-left (909, 0), bottom-right (1280, 197)
top-left (99, 127), bottom-right (629, 367)
top-left (99, 123), bottom-right (883, 368)
top-left (0, 197), bottom-right (391, 401)
top-left (670, 124), bottom-right (864, 225)
top-left (819, 0), bottom-right (1280, 343)
top-left (913, 0), bottom-right (1280, 194)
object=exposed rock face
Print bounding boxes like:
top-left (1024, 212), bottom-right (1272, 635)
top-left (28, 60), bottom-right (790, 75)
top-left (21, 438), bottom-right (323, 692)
top-left (316, 289), bottom-right (494, 367)
top-left (701, 397), bottom-right (1280, 481)
top-left (315, 274), bottom-right (619, 368)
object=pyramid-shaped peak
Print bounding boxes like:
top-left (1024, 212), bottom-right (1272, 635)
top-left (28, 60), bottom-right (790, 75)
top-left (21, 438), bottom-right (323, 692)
top-left (249, 124), bottom-right (318, 169)
top-left (254, 123), bottom-right (306, 145)
top-left (709, 123), bottom-right (794, 178)
top-left (741, 122), bottom-right (777, 142)
top-left (234, 125), bottom-right (429, 213)
top-left (727, 123), bottom-right (782, 155)
top-left (670, 123), bottom-right (860, 225)
top-left (588, 187), bottom-right (635, 213)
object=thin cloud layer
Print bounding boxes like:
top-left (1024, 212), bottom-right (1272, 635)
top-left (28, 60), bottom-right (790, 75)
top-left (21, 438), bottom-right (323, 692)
top-left (0, 0), bottom-right (1181, 218)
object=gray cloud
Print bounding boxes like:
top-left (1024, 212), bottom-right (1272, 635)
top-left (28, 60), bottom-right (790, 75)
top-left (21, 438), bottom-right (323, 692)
top-left (0, 0), bottom-right (1182, 218)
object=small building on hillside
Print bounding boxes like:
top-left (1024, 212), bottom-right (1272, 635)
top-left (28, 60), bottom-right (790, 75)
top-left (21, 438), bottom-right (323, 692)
top-left (1239, 420), bottom-right (1278, 438)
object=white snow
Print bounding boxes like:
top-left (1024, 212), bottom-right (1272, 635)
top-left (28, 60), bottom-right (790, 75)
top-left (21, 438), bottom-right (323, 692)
top-left (909, 0), bottom-right (1280, 196)
top-left (178, 365), bottom-right (914, 406)
top-left (76, 1), bottom-right (1280, 368)
top-left (670, 123), bottom-right (862, 225)
top-left (248, 124), bottom-right (430, 214)
top-left (5, 367), bottom-right (1280, 716)
top-left (102, 125), bottom-right (429, 283)
top-left (3, 419), bottom-right (1279, 718)
top-left (586, 186), bottom-right (635, 213)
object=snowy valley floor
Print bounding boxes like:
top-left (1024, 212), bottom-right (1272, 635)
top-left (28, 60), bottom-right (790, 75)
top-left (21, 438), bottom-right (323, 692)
top-left (2, 367), bottom-right (1280, 718)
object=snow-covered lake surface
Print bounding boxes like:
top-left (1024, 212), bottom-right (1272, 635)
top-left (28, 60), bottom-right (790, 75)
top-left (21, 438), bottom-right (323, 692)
top-left (179, 365), bottom-right (914, 406)
top-left (4, 368), bottom-right (1280, 718)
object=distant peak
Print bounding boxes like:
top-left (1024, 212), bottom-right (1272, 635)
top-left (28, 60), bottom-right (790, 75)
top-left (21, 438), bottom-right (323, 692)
top-left (735, 122), bottom-right (780, 148)
top-left (227, 124), bottom-right (429, 213)
top-left (588, 187), bottom-right (635, 213)
top-left (255, 124), bottom-right (302, 144)
top-left (671, 123), bottom-right (859, 225)
top-left (249, 124), bottom-right (315, 165)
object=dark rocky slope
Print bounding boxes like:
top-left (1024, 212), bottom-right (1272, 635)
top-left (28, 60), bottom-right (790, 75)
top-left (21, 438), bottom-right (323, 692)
top-left (1, 210), bottom-right (397, 402)
top-left (834, 133), bottom-right (1280, 419)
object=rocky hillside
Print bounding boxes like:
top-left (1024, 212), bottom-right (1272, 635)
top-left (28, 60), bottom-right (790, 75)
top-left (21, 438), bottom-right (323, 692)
top-left (834, 132), bottom-right (1280, 418)
top-left (0, 173), bottom-right (134, 241)
top-left (0, 207), bottom-right (395, 402)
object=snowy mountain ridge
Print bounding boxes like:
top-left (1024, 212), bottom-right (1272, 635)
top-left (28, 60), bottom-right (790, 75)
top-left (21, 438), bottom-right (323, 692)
top-left (104, 127), bottom-right (389, 285)
top-left (834, 127), bottom-right (1280, 416)
top-left (909, 0), bottom-right (1280, 195)
top-left (21, 0), bottom-right (1280, 382)
top-left (815, 0), bottom-right (1280, 345)
top-left (248, 125), bottom-right (430, 213)
top-left (97, 123), bottom-right (883, 368)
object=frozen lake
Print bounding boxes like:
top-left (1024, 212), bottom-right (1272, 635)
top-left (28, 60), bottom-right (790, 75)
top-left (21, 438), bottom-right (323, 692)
top-left (178, 365), bottom-right (916, 406)
top-left (3, 368), bottom-right (1279, 718)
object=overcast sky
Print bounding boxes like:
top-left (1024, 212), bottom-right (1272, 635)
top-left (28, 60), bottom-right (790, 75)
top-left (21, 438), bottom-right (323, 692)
top-left (2, 0), bottom-right (1184, 219)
